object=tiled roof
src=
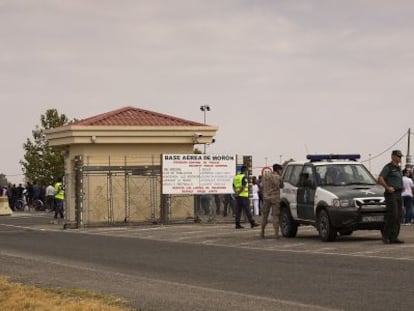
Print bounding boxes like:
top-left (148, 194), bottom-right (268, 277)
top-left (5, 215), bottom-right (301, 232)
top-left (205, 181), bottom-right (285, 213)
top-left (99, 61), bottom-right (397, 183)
top-left (70, 106), bottom-right (206, 126)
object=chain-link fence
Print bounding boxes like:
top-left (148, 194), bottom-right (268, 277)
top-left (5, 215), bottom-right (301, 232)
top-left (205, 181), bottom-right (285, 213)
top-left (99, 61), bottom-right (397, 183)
top-left (65, 155), bottom-right (196, 227)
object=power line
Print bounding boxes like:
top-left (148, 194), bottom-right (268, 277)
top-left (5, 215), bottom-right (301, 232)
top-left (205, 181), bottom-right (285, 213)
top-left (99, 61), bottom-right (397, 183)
top-left (360, 130), bottom-right (408, 163)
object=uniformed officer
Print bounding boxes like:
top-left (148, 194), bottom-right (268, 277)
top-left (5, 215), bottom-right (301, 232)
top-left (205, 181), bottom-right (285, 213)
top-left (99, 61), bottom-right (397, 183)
top-left (377, 150), bottom-right (404, 244)
top-left (54, 177), bottom-right (65, 219)
top-left (261, 163), bottom-right (284, 239)
top-left (233, 165), bottom-right (259, 229)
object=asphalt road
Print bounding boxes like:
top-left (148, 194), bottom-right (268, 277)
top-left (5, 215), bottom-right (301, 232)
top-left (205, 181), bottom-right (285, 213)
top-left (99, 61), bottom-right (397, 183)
top-left (1, 212), bottom-right (414, 311)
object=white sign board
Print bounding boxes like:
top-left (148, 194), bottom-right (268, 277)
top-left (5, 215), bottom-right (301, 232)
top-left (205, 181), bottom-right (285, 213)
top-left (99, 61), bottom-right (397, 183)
top-left (162, 154), bottom-right (236, 194)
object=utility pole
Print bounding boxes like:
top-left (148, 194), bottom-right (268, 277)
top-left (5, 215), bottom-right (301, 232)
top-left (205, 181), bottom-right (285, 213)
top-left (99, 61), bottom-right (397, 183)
top-left (369, 153), bottom-right (371, 171)
top-left (407, 128), bottom-right (412, 169)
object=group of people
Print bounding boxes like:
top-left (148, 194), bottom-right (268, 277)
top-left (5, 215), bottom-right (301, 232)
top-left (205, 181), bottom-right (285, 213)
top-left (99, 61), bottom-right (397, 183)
top-left (2, 182), bottom-right (45, 211)
top-left (232, 164), bottom-right (283, 238)
top-left (1, 178), bottom-right (65, 219)
top-left (197, 193), bottom-right (237, 223)
top-left (195, 163), bottom-right (284, 238)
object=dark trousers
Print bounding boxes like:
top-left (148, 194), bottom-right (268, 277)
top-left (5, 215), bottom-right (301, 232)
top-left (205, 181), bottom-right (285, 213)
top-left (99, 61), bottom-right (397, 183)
top-left (383, 192), bottom-right (402, 241)
top-left (403, 195), bottom-right (413, 224)
top-left (54, 199), bottom-right (64, 219)
top-left (46, 195), bottom-right (55, 211)
top-left (223, 196), bottom-right (235, 216)
top-left (235, 196), bottom-right (254, 225)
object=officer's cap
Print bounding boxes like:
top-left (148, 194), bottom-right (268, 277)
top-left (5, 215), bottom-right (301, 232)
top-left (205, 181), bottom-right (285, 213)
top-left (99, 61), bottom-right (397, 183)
top-left (392, 150), bottom-right (403, 157)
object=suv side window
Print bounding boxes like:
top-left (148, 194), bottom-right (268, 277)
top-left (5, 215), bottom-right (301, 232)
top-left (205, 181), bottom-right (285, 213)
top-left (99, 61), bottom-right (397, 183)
top-left (300, 165), bottom-right (315, 187)
top-left (282, 165), bottom-right (293, 183)
top-left (284, 164), bottom-right (303, 186)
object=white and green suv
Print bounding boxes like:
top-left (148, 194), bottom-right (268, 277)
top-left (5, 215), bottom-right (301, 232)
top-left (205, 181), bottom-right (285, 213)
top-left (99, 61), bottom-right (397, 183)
top-left (280, 154), bottom-right (386, 241)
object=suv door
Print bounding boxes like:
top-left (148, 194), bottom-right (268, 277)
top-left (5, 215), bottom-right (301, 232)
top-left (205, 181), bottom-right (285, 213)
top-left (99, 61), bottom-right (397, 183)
top-left (282, 164), bottom-right (303, 218)
top-left (296, 165), bottom-right (316, 221)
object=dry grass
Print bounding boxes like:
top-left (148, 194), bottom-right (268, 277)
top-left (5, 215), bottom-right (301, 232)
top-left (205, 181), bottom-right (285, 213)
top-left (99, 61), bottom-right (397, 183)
top-left (0, 276), bottom-right (136, 311)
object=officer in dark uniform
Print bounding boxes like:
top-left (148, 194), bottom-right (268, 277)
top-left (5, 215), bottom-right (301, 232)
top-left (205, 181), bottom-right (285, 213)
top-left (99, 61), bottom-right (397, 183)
top-left (377, 150), bottom-right (404, 244)
top-left (233, 165), bottom-right (259, 229)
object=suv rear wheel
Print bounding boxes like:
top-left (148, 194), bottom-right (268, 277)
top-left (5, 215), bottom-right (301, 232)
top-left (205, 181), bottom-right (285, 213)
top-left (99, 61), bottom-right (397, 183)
top-left (318, 209), bottom-right (336, 242)
top-left (280, 207), bottom-right (298, 238)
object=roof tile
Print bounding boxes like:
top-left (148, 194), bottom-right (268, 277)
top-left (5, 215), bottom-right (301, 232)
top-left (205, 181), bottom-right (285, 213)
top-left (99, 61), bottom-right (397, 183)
top-left (70, 106), bottom-right (205, 126)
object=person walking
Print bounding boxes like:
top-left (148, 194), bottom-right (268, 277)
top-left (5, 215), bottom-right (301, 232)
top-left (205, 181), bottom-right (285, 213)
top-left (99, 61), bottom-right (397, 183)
top-left (260, 164), bottom-right (284, 239)
top-left (233, 165), bottom-right (259, 229)
top-left (402, 168), bottom-right (414, 225)
top-left (222, 193), bottom-right (235, 217)
top-left (54, 177), bottom-right (65, 219)
top-left (252, 176), bottom-right (260, 216)
top-left (257, 175), bottom-right (263, 215)
top-left (214, 194), bottom-right (221, 215)
top-left (45, 183), bottom-right (55, 212)
top-left (6, 184), bottom-right (15, 211)
top-left (201, 194), bottom-right (216, 223)
top-left (377, 150), bottom-right (404, 244)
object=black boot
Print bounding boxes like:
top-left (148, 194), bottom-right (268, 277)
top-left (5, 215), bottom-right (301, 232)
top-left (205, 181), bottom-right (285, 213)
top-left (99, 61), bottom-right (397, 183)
top-left (235, 223), bottom-right (244, 229)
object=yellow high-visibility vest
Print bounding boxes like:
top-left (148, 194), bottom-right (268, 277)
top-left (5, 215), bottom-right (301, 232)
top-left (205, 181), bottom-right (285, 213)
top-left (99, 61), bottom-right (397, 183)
top-left (233, 173), bottom-right (248, 197)
top-left (54, 182), bottom-right (64, 200)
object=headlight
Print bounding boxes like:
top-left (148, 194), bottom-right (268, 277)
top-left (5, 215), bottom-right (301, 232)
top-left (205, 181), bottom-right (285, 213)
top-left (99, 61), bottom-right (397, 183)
top-left (332, 199), bottom-right (354, 207)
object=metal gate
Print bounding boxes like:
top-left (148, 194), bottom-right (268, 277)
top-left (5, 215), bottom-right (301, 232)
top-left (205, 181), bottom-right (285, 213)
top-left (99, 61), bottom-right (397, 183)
top-left (70, 155), bottom-right (195, 227)
top-left (81, 172), bottom-right (160, 225)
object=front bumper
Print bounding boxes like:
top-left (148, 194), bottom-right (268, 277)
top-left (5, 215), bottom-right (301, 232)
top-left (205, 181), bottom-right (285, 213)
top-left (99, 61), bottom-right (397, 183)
top-left (328, 206), bottom-right (386, 230)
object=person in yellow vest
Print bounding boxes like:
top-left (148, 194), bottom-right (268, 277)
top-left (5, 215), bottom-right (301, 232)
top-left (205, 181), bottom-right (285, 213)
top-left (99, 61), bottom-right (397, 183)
top-left (54, 177), bottom-right (65, 219)
top-left (233, 165), bottom-right (259, 229)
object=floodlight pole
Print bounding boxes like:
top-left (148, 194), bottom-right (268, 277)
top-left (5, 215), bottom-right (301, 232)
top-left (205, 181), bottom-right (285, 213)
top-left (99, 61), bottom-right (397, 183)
top-left (200, 105), bottom-right (210, 153)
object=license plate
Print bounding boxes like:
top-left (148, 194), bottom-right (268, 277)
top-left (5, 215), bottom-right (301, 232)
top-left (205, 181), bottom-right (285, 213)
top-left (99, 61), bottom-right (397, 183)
top-left (362, 215), bottom-right (383, 222)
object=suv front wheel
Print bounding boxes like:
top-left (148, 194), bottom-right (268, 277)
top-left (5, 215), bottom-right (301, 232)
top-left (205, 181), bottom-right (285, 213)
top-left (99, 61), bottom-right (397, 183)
top-left (318, 209), bottom-right (336, 242)
top-left (280, 207), bottom-right (298, 238)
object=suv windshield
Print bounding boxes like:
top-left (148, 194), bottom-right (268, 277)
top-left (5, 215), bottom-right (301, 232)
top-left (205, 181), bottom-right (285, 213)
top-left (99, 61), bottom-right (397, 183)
top-left (315, 164), bottom-right (376, 186)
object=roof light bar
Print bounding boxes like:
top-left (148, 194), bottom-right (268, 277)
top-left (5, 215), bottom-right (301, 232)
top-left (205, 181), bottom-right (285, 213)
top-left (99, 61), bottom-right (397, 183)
top-left (306, 154), bottom-right (361, 162)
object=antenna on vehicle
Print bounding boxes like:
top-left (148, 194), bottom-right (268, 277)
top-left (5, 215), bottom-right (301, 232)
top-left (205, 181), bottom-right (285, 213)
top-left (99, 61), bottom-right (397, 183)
top-left (304, 144), bottom-right (310, 154)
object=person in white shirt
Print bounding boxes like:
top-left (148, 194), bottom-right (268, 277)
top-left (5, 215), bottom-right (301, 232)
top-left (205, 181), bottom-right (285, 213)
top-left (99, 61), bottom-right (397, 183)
top-left (402, 168), bottom-right (414, 225)
top-left (252, 176), bottom-right (260, 216)
top-left (45, 184), bottom-right (55, 212)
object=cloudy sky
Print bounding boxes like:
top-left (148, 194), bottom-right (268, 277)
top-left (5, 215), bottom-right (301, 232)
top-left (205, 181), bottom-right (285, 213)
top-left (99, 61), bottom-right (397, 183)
top-left (1, 0), bottom-right (413, 184)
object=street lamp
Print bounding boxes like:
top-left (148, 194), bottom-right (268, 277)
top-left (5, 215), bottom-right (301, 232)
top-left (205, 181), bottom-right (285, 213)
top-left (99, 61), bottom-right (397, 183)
top-left (200, 105), bottom-right (210, 123)
top-left (200, 105), bottom-right (210, 153)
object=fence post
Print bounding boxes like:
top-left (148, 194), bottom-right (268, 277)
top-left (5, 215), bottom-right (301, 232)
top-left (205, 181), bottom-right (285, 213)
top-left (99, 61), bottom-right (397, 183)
top-left (107, 155), bottom-right (114, 224)
top-left (160, 194), bottom-right (169, 224)
top-left (124, 156), bottom-right (129, 223)
top-left (74, 155), bottom-right (84, 228)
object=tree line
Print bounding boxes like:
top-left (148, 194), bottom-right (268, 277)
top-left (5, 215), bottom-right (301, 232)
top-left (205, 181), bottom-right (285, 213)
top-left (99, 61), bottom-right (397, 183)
top-left (1, 109), bottom-right (68, 187)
